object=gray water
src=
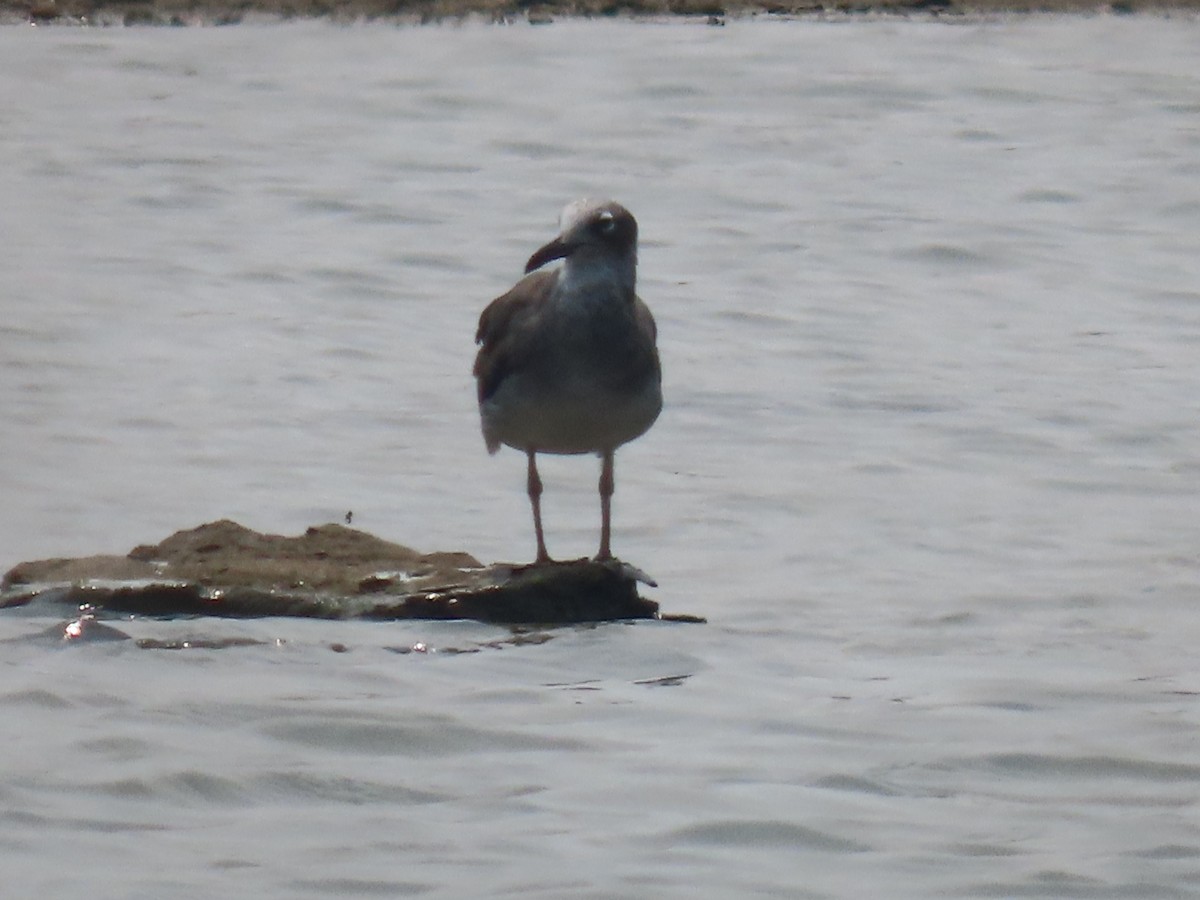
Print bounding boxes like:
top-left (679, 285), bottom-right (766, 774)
top-left (3, 15), bottom-right (1200, 898)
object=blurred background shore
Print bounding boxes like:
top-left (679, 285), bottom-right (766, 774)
top-left (7, 0), bottom-right (1200, 27)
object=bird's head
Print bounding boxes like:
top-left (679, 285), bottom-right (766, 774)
top-left (525, 199), bottom-right (639, 275)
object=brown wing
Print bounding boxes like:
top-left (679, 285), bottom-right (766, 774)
top-left (609, 294), bottom-right (660, 393)
top-left (473, 269), bottom-right (559, 406)
top-left (633, 295), bottom-right (658, 345)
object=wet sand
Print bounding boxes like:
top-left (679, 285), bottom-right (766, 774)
top-left (7, 0), bottom-right (1199, 26)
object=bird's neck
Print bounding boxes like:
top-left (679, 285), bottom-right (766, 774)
top-left (559, 249), bottom-right (637, 301)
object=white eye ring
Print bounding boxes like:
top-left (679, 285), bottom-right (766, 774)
top-left (597, 211), bottom-right (616, 234)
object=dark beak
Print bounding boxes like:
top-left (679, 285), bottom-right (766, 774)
top-left (525, 236), bottom-right (573, 274)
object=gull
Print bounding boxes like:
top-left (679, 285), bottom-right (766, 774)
top-left (473, 199), bottom-right (661, 563)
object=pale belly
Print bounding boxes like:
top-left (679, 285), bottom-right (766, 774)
top-left (480, 373), bottom-right (662, 455)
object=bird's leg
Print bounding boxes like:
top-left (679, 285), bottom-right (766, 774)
top-left (527, 450), bottom-right (551, 563)
top-left (596, 450), bottom-right (615, 561)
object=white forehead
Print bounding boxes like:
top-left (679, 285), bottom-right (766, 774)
top-left (558, 197), bottom-right (613, 232)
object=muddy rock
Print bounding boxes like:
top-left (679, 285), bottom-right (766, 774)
top-left (1, 520), bottom-right (698, 625)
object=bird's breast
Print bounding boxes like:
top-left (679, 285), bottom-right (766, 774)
top-left (480, 368), bottom-right (661, 456)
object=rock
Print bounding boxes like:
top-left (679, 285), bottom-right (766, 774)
top-left (2, 520), bottom-right (701, 625)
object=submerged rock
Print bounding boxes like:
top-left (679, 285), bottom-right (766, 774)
top-left (1, 520), bottom-right (700, 625)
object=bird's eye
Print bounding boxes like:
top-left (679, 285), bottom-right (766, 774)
top-left (597, 211), bottom-right (616, 235)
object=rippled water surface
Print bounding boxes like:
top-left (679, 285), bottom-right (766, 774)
top-left (3, 15), bottom-right (1200, 898)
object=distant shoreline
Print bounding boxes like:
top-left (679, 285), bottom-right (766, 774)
top-left (6, 0), bottom-right (1199, 26)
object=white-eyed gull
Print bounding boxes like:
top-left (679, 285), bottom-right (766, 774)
top-left (473, 199), bottom-right (661, 563)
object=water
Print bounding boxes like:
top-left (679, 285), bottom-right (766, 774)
top-left (3, 15), bottom-right (1200, 898)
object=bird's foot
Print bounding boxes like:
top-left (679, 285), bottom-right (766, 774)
top-left (592, 554), bottom-right (658, 588)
